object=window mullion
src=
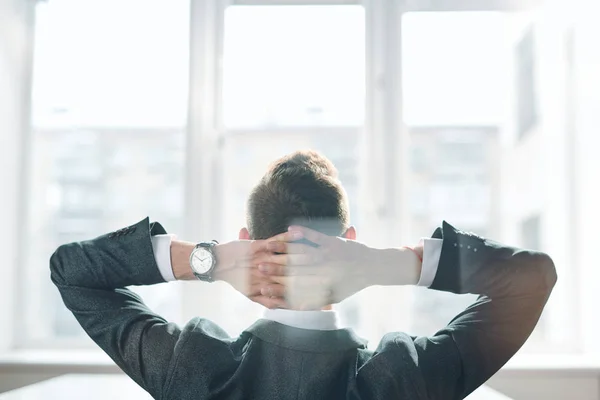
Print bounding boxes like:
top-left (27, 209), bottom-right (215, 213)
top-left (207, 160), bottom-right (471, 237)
top-left (3, 0), bottom-right (37, 351)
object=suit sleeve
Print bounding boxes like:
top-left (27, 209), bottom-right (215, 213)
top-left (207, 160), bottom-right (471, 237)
top-left (49, 217), bottom-right (182, 399)
top-left (415, 221), bottom-right (557, 399)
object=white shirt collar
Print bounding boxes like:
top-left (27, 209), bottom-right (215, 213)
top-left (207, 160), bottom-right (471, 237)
top-left (262, 309), bottom-right (340, 331)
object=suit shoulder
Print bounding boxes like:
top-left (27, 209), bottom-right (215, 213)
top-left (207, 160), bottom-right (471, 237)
top-left (380, 331), bottom-right (415, 349)
top-left (365, 332), bottom-right (419, 365)
top-left (357, 333), bottom-right (429, 397)
top-left (180, 317), bottom-right (233, 341)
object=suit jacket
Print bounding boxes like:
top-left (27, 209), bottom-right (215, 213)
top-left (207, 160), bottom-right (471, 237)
top-left (50, 218), bottom-right (556, 400)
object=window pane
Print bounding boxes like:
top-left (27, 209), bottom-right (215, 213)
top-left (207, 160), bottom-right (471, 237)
top-left (403, 11), bottom-right (584, 354)
top-left (402, 12), bottom-right (507, 126)
top-left (218, 5), bottom-right (366, 333)
top-left (24, 0), bottom-right (189, 345)
top-left (516, 25), bottom-right (538, 138)
top-left (406, 126), bottom-right (496, 337)
top-left (223, 5), bottom-right (365, 128)
top-left (402, 14), bottom-right (507, 340)
top-left (32, 0), bottom-right (189, 128)
top-left (216, 129), bottom-right (362, 335)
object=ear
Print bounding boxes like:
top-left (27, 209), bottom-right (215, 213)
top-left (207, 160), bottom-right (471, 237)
top-left (342, 226), bottom-right (356, 240)
top-left (239, 227), bottom-right (250, 240)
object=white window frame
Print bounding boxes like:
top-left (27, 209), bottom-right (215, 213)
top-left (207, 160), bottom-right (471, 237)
top-left (5, 0), bottom-right (583, 357)
top-left (3, 0), bottom-right (37, 352)
top-left (232, 0), bottom-right (361, 5)
top-left (181, 0), bottom-right (378, 323)
top-left (11, 0), bottom-right (192, 350)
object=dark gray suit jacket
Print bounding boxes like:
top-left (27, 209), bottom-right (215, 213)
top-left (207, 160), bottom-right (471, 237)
top-left (50, 218), bottom-right (556, 399)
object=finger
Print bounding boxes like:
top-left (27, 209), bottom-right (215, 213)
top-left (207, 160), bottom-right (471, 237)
top-left (257, 264), bottom-right (324, 276)
top-left (266, 230), bottom-right (304, 244)
top-left (246, 281), bottom-right (266, 296)
top-left (249, 295), bottom-right (289, 309)
top-left (252, 253), bottom-right (286, 266)
top-left (252, 253), bottom-right (316, 267)
top-left (266, 241), bottom-right (319, 255)
top-left (257, 262), bottom-right (286, 276)
top-left (288, 226), bottom-right (330, 246)
top-left (233, 253), bottom-right (287, 268)
top-left (266, 268), bottom-right (333, 285)
top-left (260, 283), bottom-right (286, 298)
top-left (249, 231), bottom-right (302, 253)
top-left (284, 254), bottom-right (317, 266)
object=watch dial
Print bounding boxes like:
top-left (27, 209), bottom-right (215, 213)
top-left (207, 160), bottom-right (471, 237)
top-left (192, 248), bottom-right (213, 274)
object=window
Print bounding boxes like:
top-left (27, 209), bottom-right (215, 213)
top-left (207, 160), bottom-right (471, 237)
top-left (22, 0), bottom-right (189, 345)
top-left (402, 12), bottom-right (506, 126)
top-left (410, 146), bottom-right (428, 172)
top-left (516, 25), bottom-right (537, 138)
top-left (14, 2), bottom-right (590, 358)
top-left (223, 5), bottom-right (365, 128)
top-left (521, 215), bottom-right (541, 250)
top-left (520, 214), bottom-right (553, 345)
top-left (209, 4), bottom-right (366, 336)
top-left (220, 4), bottom-right (365, 244)
top-left (410, 187), bottom-right (429, 216)
top-left (436, 141), bottom-right (485, 169)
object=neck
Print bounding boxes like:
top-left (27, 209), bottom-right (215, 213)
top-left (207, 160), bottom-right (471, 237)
top-left (321, 305), bottom-right (333, 311)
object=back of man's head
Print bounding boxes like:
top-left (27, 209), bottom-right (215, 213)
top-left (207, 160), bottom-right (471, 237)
top-left (246, 150), bottom-right (350, 240)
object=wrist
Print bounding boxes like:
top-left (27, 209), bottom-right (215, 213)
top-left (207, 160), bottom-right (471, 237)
top-left (370, 247), bottom-right (421, 287)
top-left (212, 243), bottom-right (233, 282)
top-left (170, 240), bottom-right (197, 280)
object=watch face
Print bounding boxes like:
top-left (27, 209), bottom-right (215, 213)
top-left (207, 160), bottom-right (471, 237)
top-left (191, 247), bottom-right (213, 275)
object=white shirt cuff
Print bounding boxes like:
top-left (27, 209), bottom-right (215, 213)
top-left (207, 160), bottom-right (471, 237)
top-left (416, 238), bottom-right (443, 287)
top-left (151, 234), bottom-right (177, 282)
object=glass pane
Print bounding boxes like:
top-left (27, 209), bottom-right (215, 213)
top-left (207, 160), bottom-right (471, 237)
top-left (515, 26), bottom-right (538, 138)
top-left (401, 12), bottom-right (507, 126)
top-left (402, 11), bottom-right (583, 354)
top-left (406, 126), bottom-right (497, 336)
top-left (32, 0), bottom-right (189, 128)
top-left (223, 5), bottom-right (365, 128)
top-left (24, 0), bottom-right (189, 344)
top-left (211, 129), bottom-right (362, 335)
top-left (401, 13), bottom-right (507, 341)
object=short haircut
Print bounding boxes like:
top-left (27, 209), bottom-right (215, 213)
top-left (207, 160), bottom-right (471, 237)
top-left (246, 150), bottom-right (350, 240)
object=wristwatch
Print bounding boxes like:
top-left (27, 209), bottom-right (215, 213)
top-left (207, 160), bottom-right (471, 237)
top-left (189, 241), bottom-right (218, 282)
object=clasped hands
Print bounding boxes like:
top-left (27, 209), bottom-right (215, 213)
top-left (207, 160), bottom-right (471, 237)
top-left (213, 227), bottom-right (374, 310)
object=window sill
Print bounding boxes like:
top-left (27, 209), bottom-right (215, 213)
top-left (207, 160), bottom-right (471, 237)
top-left (1, 350), bottom-right (599, 377)
top-left (498, 354), bottom-right (600, 378)
top-left (0, 350), bottom-right (120, 374)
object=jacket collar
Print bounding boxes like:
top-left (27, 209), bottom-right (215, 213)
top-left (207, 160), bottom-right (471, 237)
top-left (262, 309), bottom-right (339, 331)
top-left (244, 318), bottom-right (368, 352)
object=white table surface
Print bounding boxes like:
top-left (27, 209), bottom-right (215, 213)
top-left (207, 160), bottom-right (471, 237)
top-left (467, 385), bottom-right (513, 399)
top-left (0, 374), bottom-right (511, 399)
top-left (0, 375), bottom-right (150, 400)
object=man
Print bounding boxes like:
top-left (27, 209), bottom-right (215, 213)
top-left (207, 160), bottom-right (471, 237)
top-left (50, 150), bottom-right (556, 399)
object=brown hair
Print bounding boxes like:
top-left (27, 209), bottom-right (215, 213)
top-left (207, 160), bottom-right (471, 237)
top-left (246, 150), bottom-right (349, 240)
